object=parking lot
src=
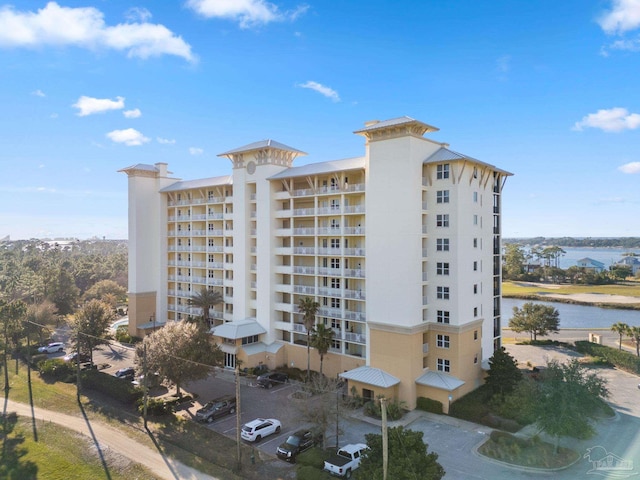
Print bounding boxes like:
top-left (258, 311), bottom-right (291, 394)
top-left (42, 334), bottom-right (640, 479)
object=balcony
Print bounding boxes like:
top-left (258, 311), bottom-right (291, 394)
top-left (293, 208), bottom-right (315, 216)
top-left (343, 205), bottom-right (365, 214)
top-left (293, 285), bottom-right (316, 295)
top-left (292, 323), bottom-right (308, 333)
top-left (344, 331), bottom-right (366, 344)
top-left (207, 229), bottom-right (224, 236)
top-left (317, 207), bottom-right (342, 215)
top-left (207, 246), bottom-right (223, 252)
top-left (207, 278), bottom-right (223, 286)
top-left (293, 266), bottom-right (316, 275)
top-left (293, 247), bottom-right (316, 255)
top-left (344, 268), bottom-right (365, 278)
top-left (317, 247), bottom-right (341, 256)
top-left (344, 310), bottom-right (366, 321)
top-left (343, 226), bottom-right (365, 235)
top-left (318, 287), bottom-right (341, 297)
top-left (293, 227), bottom-right (316, 235)
top-left (344, 289), bottom-right (365, 300)
top-left (344, 248), bottom-right (365, 256)
top-left (207, 262), bottom-right (223, 269)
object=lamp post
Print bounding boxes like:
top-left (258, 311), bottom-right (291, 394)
top-left (150, 314), bottom-right (156, 331)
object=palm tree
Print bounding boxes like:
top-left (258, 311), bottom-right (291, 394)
top-left (298, 296), bottom-right (320, 382)
top-left (189, 288), bottom-right (223, 328)
top-left (310, 323), bottom-right (334, 377)
top-left (611, 322), bottom-right (629, 350)
top-left (627, 326), bottom-right (640, 357)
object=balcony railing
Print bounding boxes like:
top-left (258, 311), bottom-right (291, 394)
top-left (293, 266), bottom-right (316, 274)
top-left (293, 285), bottom-right (316, 295)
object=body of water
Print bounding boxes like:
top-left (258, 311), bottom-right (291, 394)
top-left (502, 298), bottom-right (640, 329)
top-left (535, 247), bottom-right (640, 270)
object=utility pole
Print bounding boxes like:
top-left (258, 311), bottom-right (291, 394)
top-left (143, 341), bottom-right (149, 428)
top-left (381, 397), bottom-right (388, 480)
top-left (235, 362), bottom-right (242, 472)
top-left (76, 337), bottom-right (81, 401)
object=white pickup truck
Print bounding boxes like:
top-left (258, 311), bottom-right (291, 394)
top-left (323, 443), bottom-right (368, 478)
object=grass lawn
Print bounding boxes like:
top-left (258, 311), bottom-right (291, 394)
top-left (1, 414), bottom-right (157, 480)
top-left (478, 432), bottom-right (580, 469)
top-left (3, 360), bottom-right (280, 480)
top-left (502, 281), bottom-right (640, 298)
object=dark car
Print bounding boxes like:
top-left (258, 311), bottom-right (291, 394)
top-left (277, 429), bottom-right (315, 462)
top-left (195, 395), bottom-right (236, 423)
top-left (115, 367), bottom-right (135, 379)
top-left (63, 352), bottom-right (90, 363)
top-left (256, 371), bottom-right (289, 389)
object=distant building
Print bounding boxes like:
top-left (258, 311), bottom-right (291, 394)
top-left (576, 257), bottom-right (606, 273)
top-left (614, 256), bottom-right (640, 275)
top-left (120, 116), bottom-right (512, 412)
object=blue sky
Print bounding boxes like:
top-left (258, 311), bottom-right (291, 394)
top-left (1, 0), bottom-right (639, 240)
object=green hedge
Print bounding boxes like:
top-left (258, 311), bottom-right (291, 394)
top-left (80, 369), bottom-right (143, 404)
top-left (575, 341), bottom-right (640, 374)
top-left (416, 397), bottom-right (443, 414)
top-left (38, 359), bottom-right (75, 382)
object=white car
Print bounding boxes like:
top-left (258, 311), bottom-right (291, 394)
top-left (241, 418), bottom-right (281, 442)
top-left (38, 342), bottom-right (65, 354)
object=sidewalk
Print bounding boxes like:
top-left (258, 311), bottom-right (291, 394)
top-left (5, 399), bottom-right (219, 480)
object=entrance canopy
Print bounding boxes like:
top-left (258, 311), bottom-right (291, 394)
top-left (339, 366), bottom-right (400, 388)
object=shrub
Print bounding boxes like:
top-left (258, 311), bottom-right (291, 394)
top-left (296, 446), bottom-right (330, 469)
top-left (115, 325), bottom-right (132, 343)
top-left (296, 464), bottom-right (330, 480)
top-left (449, 385), bottom-right (492, 422)
top-left (80, 370), bottom-right (143, 404)
top-left (137, 397), bottom-right (169, 416)
top-left (575, 341), bottom-right (640, 374)
top-left (38, 359), bottom-right (75, 382)
top-left (362, 397), bottom-right (406, 420)
top-left (416, 397), bottom-right (443, 414)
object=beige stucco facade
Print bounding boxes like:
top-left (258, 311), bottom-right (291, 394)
top-left (121, 117), bottom-right (511, 411)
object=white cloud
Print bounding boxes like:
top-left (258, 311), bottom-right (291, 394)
top-left (186, 0), bottom-right (308, 28)
top-left (598, 0), bottom-right (640, 34)
top-left (297, 81), bottom-right (340, 102)
top-left (0, 2), bottom-right (195, 62)
top-left (157, 137), bottom-right (176, 145)
top-left (32, 89), bottom-right (45, 97)
top-left (125, 7), bottom-right (152, 23)
top-left (73, 95), bottom-right (124, 116)
top-left (572, 108), bottom-right (640, 132)
top-left (189, 147), bottom-right (204, 155)
top-left (106, 128), bottom-right (150, 146)
top-left (619, 161), bottom-right (640, 173)
top-left (123, 108), bottom-right (141, 118)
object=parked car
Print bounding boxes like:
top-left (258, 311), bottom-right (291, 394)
top-left (38, 342), bottom-right (65, 354)
top-left (276, 429), bottom-right (315, 462)
top-left (63, 352), bottom-right (90, 363)
top-left (115, 367), bottom-right (135, 379)
top-left (241, 418), bottom-right (281, 442)
top-left (256, 371), bottom-right (289, 389)
top-left (163, 393), bottom-right (195, 411)
top-left (195, 395), bottom-right (236, 423)
top-left (132, 372), bottom-right (161, 387)
top-left (323, 443), bottom-right (369, 478)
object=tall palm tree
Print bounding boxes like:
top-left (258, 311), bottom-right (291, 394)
top-left (310, 323), bottom-right (334, 377)
top-left (611, 322), bottom-right (629, 350)
top-left (189, 288), bottom-right (223, 328)
top-left (628, 326), bottom-right (640, 357)
top-left (298, 296), bottom-right (320, 382)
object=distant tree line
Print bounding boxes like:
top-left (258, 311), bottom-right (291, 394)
top-left (0, 239), bottom-right (127, 316)
top-left (505, 237), bottom-right (640, 249)
top-left (502, 243), bottom-right (636, 284)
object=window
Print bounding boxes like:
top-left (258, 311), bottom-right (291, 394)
top-left (242, 335), bottom-right (259, 345)
top-left (331, 298), bottom-right (341, 308)
top-left (208, 270), bottom-right (215, 278)
top-left (473, 307), bottom-right (478, 317)
top-left (474, 284), bottom-right (478, 294)
top-left (436, 214), bottom-right (449, 227)
top-left (473, 191), bottom-right (478, 203)
top-left (473, 238), bottom-right (478, 248)
top-left (437, 310), bottom-right (450, 324)
top-left (330, 199), bottom-right (340, 210)
top-left (437, 286), bottom-right (450, 299)
top-left (436, 334), bottom-right (450, 349)
top-left (208, 254), bottom-right (214, 262)
top-left (473, 214), bottom-right (478, 225)
top-left (331, 238), bottom-right (340, 249)
top-left (437, 358), bottom-right (450, 372)
top-left (331, 278), bottom-right (341, 289)
top-left (436, 190), bottom-right (449, 204)
top-left (436, 238), bottom-right (450, 251)
top-left (473, 261), bottom-right (478, 271)
top-left (474, 354), bottom-right (478, 364)
top-left (331, 219), bottom-right (340, 229)
top-left (330, 258), bottom-right (340, 269)
top-left (436, 262), bottom-right (450, 275)
top-left (436, 163), bottom-right (450, 179)
top-left (474, 330), bottom-right (478, 340)
top-left (331, 339), bottom-right (341, 349)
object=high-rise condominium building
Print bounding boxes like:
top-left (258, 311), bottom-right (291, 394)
top-left (120, 116), bottom-right (512, 411)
